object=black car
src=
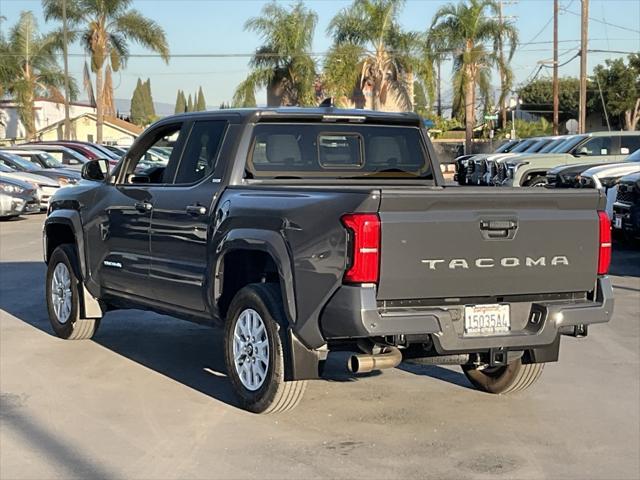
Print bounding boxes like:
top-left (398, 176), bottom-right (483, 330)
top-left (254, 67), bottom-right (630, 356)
top-left (613, 172), bottom-right (640, 240)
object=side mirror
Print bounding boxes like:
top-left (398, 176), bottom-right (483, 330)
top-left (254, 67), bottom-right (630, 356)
top-left (81, 158), bottom-right (110, 182)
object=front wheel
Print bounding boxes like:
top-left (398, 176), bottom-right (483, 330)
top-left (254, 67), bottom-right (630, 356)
top-left (524, 176), bottom-right (548, 187)
top-left (224, 284), bottom-right (306, 414)
top-left (461, 359), bottom-right (544, 394)
top-left (46, 244), bottom-right (100, 340)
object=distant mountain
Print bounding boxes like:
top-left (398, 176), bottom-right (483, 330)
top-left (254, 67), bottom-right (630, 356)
top-left (114, 98), bottom-right (175, 117)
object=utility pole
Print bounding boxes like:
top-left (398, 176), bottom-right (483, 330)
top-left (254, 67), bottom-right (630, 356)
top-left (498, 0), bottom-right (506, 130)
top-left (552, 0), bottom-right (559, 135)
top-left (62, 0), bottom-right (71, 140)
top-left (436, 59), bottom-right (442, 117)
top-left (579, 0), bottom-right (589, 134)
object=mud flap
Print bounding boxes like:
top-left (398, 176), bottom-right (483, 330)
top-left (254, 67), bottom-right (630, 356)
top-left (285, 330), bottom-right (326, 381)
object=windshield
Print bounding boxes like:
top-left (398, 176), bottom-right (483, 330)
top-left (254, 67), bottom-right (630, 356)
top-left (495, 140), bottom-right (518, 153)
top-left (550, 135), bottom-right (587, 153)
top-left (0, 152), bottom-right (39, 171)
top-left (627, 148), bottom-right (640, 162)
top-left (32, 152), bottom-right (62, 168)
top-left (526, 139), bottom-right (553, 153)
top-left (538, 138), bottom-right (565, 153)
top-left (510, 139), bottom-right (538, 153)
top-left (0, 164), bottom-right (15, 173)
top-left (247, 123), bottom-right (432, 180)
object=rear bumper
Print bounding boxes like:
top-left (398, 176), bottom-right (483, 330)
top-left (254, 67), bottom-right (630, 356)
top-left (320, 277), bottom-right (614, 352)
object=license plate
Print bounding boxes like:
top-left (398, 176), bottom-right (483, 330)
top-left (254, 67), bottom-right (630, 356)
top-left (464, 304), bottom-right (510, 336)
top-left (614, 215), bottom-right (622, 229)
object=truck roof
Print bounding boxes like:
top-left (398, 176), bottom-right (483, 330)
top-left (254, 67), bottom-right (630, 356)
top-left (166, 107), bottom-right (423, 126)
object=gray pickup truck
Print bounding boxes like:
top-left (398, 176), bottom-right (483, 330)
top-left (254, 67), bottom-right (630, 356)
top-left (43, 108), bottom-right (614, 413)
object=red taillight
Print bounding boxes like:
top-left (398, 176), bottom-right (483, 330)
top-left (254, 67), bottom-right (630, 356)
top-left (341, 213), bottom-right (380, 284)
top-left (598, 210), bottom-right (611, 275)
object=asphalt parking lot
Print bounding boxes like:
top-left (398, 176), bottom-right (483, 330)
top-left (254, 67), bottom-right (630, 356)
top-left (1, 214), bottom-right (639, 480)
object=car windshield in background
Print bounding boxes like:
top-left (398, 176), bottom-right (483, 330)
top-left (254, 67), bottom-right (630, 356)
top-left (538, 138), bottom-right (566, 153)
top-left (509, 139), bottom-right (538, 153)
top-left (34, 152), bottom-right (63, 168)
top-left (626, 148), bottom-right (640, 162)
top-left (526, 139), bottom-right (553, 152)
top-left (247, 124), bottom-right (432, 180)
top-left (551, 135), bottom-right (586, 153)
top-left (0, 164), bottom-right (15, 173)
top-left (0, 152), bottom-right (39, 171)
top-left (495, 140), bottom-right (519, 153)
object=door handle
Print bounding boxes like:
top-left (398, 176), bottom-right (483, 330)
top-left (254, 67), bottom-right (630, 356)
top-left (186, 204), bottom-right (207, 216)
top-left (479, 219), bottom-right (518, 240)
top-left (134, 201), bottom-right (153, 212)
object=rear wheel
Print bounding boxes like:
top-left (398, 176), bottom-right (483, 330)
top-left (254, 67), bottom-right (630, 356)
top-left (224, 283), bottom-right (306, 413)
top-left (46, 245), bottom-right (100, 340)
top-left (461, 359), bottom-right (544, 394)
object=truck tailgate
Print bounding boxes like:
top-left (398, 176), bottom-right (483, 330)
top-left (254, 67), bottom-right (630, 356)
top-left (377, 188), bottom-right (602, 300)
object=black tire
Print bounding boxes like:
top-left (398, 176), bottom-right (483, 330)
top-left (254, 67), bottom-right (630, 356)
top-left (524, 176), bottom-right (547, 187)
top-left (461, 359), bottom-right (544, 394)
top-left (224, 283), bottom-right (306, 414)
top-left (46, 244), bottom-right (100, 340)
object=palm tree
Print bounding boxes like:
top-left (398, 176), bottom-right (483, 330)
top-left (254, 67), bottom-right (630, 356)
top-left (429, 0), bottom-right (517, 152)
top-left (0, 11), bottom-right (77, 140)
top-left (325, 0), bottom-right (424, 111)
top-left (233, 2), bottom-right (318, 108)
top-left (43, 0), bottom-right (169, 143)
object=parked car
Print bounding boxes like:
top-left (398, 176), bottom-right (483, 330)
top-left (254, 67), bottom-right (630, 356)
top-left (1, 148), bottom-right (85, 176)
top-left (13, 144), bottom-right (91, 170)
top-left (102, 145), bottom-right (128, 156)
top-left (0, 176), bottom-right (40, 218)
top-left (501, 131), bottom-right (640, 187)
top-left (44, 107), bottom-right (613, 413)
top-left (461, 136), bottom-right (565, 186)
top-left (0, 164), bottom-right (54, 211)
top-left (0, 151), bottom-right (80, 186)
top-left (454, 139), bottom-right (522, 183)
top-left (22, 141), bottom-right (112, 167)
top-left (612, 172), bottom-right (640, 240)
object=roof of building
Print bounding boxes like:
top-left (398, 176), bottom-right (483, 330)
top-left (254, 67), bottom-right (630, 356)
top-left (37, 113), bottom-right (143, 136)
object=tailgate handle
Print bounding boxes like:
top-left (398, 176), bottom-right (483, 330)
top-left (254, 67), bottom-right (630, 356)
top-left (480, 220), bottom-right (518, 240)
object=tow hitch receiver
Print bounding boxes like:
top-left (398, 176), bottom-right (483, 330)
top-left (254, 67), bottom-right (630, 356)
top-left (489, 348), bottom-right (508, 367)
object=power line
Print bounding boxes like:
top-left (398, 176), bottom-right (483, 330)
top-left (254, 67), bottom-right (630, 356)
top-left (560, 7), bottom-right (640, 33)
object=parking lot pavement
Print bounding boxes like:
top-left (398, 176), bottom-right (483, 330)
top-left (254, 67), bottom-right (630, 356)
top-left (1, 215), bottom-right (639, 480)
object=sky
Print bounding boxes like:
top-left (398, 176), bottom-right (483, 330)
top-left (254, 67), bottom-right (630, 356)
top-left (1, 0), bottom-right (639, 110)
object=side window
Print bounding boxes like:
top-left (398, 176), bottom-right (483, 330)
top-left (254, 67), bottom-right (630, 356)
top-left (620, 136), bottom-right (640, 156)
top-left (122, 123), bottom-right (185, 184)
top-left (174, 120), bottom-right (226, 184)
top-left (580, 137), bottom-right (612, 156)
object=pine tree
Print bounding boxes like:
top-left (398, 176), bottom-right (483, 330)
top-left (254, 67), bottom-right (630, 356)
top-left (130, 78), bottom-right (146, 126)
top-left (174, 89), bottom-right (186, 114)
top-left (196, 86), bottom-right (206, 111)
top-left (143, 78), bottom-right (156, 122)
top-left (187, 94), bottom-right (194, 112)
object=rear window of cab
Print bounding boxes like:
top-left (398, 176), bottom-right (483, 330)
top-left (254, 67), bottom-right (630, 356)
top-left (246, 123), bottom-right (432, 180)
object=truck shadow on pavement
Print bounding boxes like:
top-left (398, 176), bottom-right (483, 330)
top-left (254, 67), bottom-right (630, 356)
top-left (0, 261), bottom-right (402, 411)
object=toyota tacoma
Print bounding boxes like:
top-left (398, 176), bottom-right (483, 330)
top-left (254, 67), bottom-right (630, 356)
top-left (43, 108), bottom-right (614, 413)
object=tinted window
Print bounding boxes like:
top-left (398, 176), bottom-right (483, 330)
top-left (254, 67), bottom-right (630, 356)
top-left (579, 137), bottom-right (613, 156)
top-left (527, 139), bottom-right (552, 152)
top-left (538, 138), bottom-right (564, 153)
top-left (626, 148), bottom-right (640, 162)
top-left (248, 124), bottom-right (431, 179)
top-left (620, 136), bottom-right (640, 156)
top-left (510, 139), bottom-right (537, 153)
top-left (123, 123), bottom-right (186, 184)
top-left (495, 140), bottom-right (518, 153)
top-left (552, 135), bottom-right (586, 153)
top-left (174, 120), bottom-right (226, 184)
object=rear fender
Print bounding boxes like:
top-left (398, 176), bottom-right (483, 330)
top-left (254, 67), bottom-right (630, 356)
top-left (213, 228), bottom-right (296, 324)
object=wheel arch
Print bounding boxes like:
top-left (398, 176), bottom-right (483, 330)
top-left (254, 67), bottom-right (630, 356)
top-left (213, 228), bottom-right (296, 325)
